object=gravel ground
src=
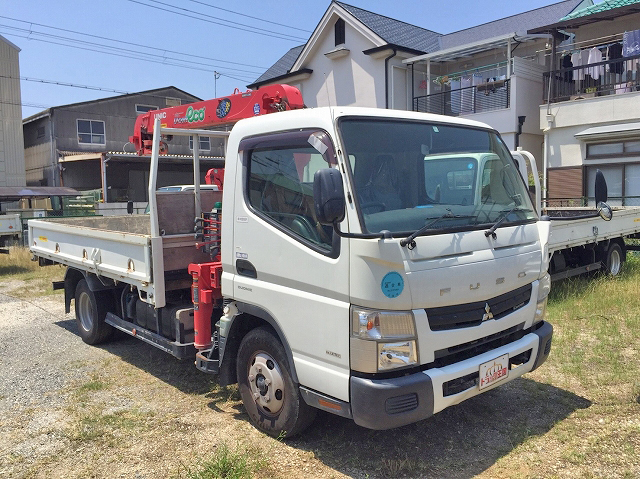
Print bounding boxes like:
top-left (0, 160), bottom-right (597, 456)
top-left (1, 279), bottom-right (634, 479)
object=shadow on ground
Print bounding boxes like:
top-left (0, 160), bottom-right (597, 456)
top-left (55, 318), bottom-right (589, 478)
top-left (54, 318), bottom-right (216, 395)
top-left (288, 378), bottom-right (590, 479)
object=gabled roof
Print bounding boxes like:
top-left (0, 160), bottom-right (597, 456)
top-left (251, 45), bottom-right (305, 86)
top-left (252, 0), bottom-right (592, 86)
top-left (23, 86), bottom-right (202, 124)
top-left (439, 0), bottom-right (588, 50)
top-left (250, 1), bottom-right (441, 88)
top-left (561, 0), bottom-right (640, 20)
top-left (335, 2), bottom-right (441, 53)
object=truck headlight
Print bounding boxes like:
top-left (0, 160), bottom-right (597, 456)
top-left (350, 307), bottom-right (418, 373)
top-left (534, 273), bottom-right (551, 325)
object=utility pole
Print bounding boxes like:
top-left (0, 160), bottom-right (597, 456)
top-left (214, 71), bottom-right (221, 97)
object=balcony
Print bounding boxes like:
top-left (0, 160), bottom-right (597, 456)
top-left (543, 53), bottom-right (640, 104)
top-left (413, 78), bottom-right (511, 116)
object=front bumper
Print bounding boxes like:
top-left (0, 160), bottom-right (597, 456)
top-left (350, 321), bottom-right (553, 430)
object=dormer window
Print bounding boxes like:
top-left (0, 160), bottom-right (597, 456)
top-left (335, 18), bottom-right (345, 46)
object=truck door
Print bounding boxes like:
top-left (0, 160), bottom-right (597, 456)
top-left (232, 129), bottom-right (351, 402)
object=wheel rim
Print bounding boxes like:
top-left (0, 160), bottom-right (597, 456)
top-left (609, 249), bottom-right (621, 275)
top-left (77, 291), bottom-right (94, 332)
top-left (247, 352), bottom-right (285, 416)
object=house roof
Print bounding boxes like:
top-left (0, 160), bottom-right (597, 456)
top-left (252, 0), bottom-right (592, 86)
top-left (334, 2), bottom-right (441, 53)
top-left (439, 0), bottom-right (587, 50)
top-left (251, 45), bottom-right (305, 86)
top-left (529, 0), bottom-right (640, 32)
top-left (561, 0), bottom-right (640, 20)
top-left (23, 86), bottom-right (202, 124)
top-left (250, 1), bottom-right (441, 88)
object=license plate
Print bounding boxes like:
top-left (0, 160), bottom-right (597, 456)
top-left (478, 353), bottom-right (509, 390)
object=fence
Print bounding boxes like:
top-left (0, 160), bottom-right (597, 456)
top-left (413, 79), bottom-right (510, 117)
top-left (543, 53), bottom-right (640, 103)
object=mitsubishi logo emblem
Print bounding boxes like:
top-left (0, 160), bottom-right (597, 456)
top-left (482, 303), bottom-right (494, 322)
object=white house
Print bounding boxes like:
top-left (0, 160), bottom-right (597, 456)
top-left (530, 0), bottom-right (640, 206)
top-left (250, 0), bottom-right (591, 171)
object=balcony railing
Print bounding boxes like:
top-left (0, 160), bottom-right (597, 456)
top-left (413, 79), bottom-right (510, 117)
top-left (543, 53), bottom-right (640, 103)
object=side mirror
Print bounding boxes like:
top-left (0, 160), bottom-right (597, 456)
top-left (313, 168), bottom-right (346, 225)
top-left (127, 201), bottom-right (134, 215)
top-left (597, 201), bottom-right (613, 221)
top-left (594, 169), bottom-right (608, 204)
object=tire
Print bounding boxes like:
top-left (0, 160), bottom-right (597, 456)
top-left (603, 242), bottom-right (624, 276)
top-left (74, 279), bottom-right (114, 345)
top-left (236, 327), bottom-right (316, 438)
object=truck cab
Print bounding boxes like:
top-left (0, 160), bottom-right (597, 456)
top-left (221, 107), bottom-right (552, 433)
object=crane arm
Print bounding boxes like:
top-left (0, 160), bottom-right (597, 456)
top-left (129, 84), bottom-right (304, 156)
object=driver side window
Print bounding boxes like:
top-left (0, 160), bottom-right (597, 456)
top-left (246, 132), bottom-right (335, 250)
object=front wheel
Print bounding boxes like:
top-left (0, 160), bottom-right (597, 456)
top-left (74, 279), bottom-right (114, 345)
top-left (236, 327), bottom-right (316, 438)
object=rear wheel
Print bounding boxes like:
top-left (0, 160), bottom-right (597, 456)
top-left (603, 242), bottom-right (624, 276)
top-left (236, 327), bottom-right (316, 438)
top-left (74, 279), bottom-right (114, 344)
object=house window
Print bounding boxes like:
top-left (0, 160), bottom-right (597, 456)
top-left (136, 104), bottom-right (158, 115)
top-left (165, 97), bottom-right (181, 107)
top-left (189, 136), bottom-right (211, 151)
top-left (335, 18), bottom-right (345, 46)
top-left (36, 126), bottom-right (45, 139)
top-left (586, 140), bottom-right (640, 158)
top-left (77, 119), bottom-right (105, 145)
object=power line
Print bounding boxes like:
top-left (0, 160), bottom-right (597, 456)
top-left (0, 15), bottom-right (269, 72)
top-left (0, 24), bottom-right (263, 76)
top-left (2, 32), bottom-right (256, 82)
top-left (127, 0), bottom-right (307, 42)
top-left (184, 0), bottom-right (313, 34)
top-left (0, 74), bottom-right (130, 95)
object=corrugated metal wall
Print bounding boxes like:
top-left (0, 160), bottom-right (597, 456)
top-left (0, 35), bottom-right (26, 187)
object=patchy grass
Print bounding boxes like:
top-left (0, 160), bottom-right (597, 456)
top-left (0, 246), bottom-right (65, 297)
top-left (173, 443), bottom-right (269, 479)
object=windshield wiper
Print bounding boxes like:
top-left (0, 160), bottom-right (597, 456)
top-left (401, 209), bottom-right (476, 250)
top-left (484, 206), bottom-right (531, 238)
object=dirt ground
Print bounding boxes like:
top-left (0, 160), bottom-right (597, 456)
top-left (0, 279), bottom-right (637, 478)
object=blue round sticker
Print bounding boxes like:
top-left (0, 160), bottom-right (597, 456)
top-left (381, 272), bottom-right (404, 298)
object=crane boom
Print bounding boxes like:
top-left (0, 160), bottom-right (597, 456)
top-left (129, 84), bottom-right (304, 156)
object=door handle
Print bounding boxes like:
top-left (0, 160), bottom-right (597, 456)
top-left (236, 259), bottom-right (257, 278)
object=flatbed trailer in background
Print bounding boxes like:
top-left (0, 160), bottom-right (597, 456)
top-left (512, 150), bottom-right (640, 281)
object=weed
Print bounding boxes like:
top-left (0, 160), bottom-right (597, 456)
top-left (174, 443), bottom-right (268, 479)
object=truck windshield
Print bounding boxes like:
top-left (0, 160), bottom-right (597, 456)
top-left (338, 118), bottom-right (537, 236)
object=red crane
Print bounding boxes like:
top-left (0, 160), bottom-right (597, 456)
top-left (129, 84), bottom-right (305, 156)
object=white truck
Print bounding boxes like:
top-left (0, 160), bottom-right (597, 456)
top-left (0, 213), bottom-right (21, 253)
top-left (511, 151), bottom-right (640, 281)
top-left (30, 102), bottom-right (611, 437)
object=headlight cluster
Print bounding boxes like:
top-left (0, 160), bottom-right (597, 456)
top-left (350, 307), bottom-right (418, 373)
top-left (533, 273), bottom-right (551, 325)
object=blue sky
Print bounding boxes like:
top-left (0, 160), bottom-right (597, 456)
top-left (3, 0), bottom-right (568, 118)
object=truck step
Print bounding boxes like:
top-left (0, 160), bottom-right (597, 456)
top-left (195, 347), bottom-right (219, 375)
top-left (105, 312), bottom-right (195, 359)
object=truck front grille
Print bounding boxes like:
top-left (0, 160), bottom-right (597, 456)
top-left (425, 283), bottom-right (532, 331)
top-left (427, 322), bottom-right (527, 370)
